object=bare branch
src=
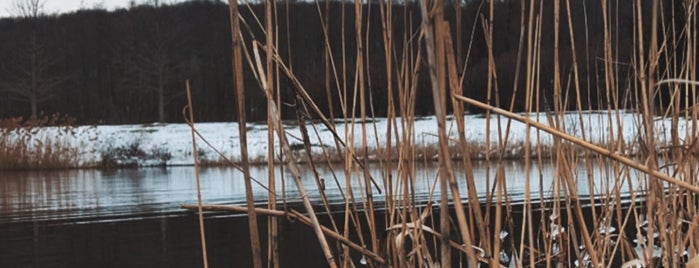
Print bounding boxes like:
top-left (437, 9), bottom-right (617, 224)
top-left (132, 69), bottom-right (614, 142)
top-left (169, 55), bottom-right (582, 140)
top-left (10, 0), bottom-right (45, 19)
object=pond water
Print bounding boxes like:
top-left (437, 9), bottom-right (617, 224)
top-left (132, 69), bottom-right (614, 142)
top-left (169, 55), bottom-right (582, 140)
top-left (0, 159), bottom-right (648, 267)
top-left (0, 159), bottom-right (645, 224)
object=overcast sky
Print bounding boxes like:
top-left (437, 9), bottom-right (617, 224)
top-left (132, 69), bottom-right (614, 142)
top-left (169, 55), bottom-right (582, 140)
top-left (0, 0), bottom-right (190, 18)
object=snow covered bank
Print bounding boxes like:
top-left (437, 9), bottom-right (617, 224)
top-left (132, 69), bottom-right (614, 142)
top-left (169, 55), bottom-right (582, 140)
top-left (1, 111), bottom-right (695, 168)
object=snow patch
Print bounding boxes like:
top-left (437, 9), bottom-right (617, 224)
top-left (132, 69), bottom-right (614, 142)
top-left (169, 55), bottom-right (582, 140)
top-left (2, 111), bottom-right (693, 168)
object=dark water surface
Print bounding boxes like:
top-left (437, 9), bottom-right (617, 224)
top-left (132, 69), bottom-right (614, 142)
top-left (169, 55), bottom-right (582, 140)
top-left (0, 160), bottom-right (641, 267)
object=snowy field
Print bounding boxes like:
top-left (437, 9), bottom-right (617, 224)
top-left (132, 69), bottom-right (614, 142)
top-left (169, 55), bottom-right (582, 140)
top-left (2, 111), bottom-right (695, 168)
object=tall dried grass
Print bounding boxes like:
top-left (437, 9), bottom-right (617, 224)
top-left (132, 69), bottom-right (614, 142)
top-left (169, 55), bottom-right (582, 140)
top-left (0, 115), bottom-right (81, 170)
top-left (179, 0), bottom-right (699, 267)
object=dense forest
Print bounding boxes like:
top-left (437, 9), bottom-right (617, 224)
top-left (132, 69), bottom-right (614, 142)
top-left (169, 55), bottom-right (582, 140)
top-left (0, 0), bottom-right (691, 124)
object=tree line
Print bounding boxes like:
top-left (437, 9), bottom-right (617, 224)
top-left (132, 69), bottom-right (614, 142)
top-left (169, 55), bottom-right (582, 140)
top-left (0, 0), bottom-right (691, 124)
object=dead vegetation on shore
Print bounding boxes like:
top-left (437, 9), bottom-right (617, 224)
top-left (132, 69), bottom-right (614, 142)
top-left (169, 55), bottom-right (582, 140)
top-left (0, 115), bottom-right (84, 170)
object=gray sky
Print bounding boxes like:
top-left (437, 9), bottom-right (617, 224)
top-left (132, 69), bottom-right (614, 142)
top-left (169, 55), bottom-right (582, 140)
top-left (0, 0), bottom-right (188, 18)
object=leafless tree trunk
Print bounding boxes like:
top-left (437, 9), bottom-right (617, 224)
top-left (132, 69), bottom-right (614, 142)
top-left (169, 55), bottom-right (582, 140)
top-left (158, 73), bottom-right (165, 123)
top-left (125, 17), bottom-right (180, 123)
top-left (0, 0), bottom-right (63, 119)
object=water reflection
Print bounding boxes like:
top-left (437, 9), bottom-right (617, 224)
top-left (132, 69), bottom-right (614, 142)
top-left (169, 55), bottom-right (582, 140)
top-left (0, 159), bottom-right (645, 223)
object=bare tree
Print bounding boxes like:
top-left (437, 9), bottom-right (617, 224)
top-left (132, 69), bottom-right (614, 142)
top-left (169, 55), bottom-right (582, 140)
top-left (9, 0), bottom-right (44, 19)
top-left (116, 6), bottom-right (182, 123)
top-left (0, 41), bottom-right (64, 118)
top-left (132, 38), bottom-right (181, 123)
top-left (0, 0), bottom-right (64, 118)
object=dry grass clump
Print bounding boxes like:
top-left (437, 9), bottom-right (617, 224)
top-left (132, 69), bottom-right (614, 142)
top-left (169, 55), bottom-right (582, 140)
top-left (0, 114), bottom-right (81, 170)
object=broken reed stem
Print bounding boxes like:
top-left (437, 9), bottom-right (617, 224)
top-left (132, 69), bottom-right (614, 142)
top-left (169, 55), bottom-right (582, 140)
top-left (184, 80), bottom-right (209, 268)
top-left (180, 204), bottom-right (385, 266)
top-left (452, 94), bottom-right (699, 194)
top-left (227, 1), bottom-right (262, 267)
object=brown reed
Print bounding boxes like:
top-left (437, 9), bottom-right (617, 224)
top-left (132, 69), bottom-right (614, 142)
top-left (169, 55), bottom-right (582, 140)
top-left (180, 1), bottom-right (699, 267)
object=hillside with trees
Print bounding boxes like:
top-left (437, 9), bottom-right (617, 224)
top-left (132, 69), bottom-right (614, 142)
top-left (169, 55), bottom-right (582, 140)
top-left (0, 0), bottom-right (689, 124)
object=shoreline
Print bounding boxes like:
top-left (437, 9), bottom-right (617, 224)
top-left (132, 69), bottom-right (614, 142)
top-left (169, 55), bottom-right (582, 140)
top-left (0, 111), bottom-right (690, 170)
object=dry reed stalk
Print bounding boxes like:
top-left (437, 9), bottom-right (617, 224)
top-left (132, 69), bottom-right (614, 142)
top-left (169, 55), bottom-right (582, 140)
top-left (649, 1), bottom-right (664, 266)
top-left (184, 80), bottom-right (209, 268)
top-left (263, 48), bottom-right (381, 193)
top-left (548, 0), bottom-right (563, 266)
top-left (443, 21), bottom-right (484, 265)
top-left (631, 0), bottom-right (661, 265)
top-left (339, 3), bottom-right (357, 266)
top-left (227, 1), bottom-right (262, 267)
top-left (341, 0), bottom-right (348, 120)
top-left (665, 1), bottom-right (681, 168)
top-left (532, 8), bottom-right (546, 249)
top-left (258, 41), bottom-right (378, 264)
top-left (393, 10), bottom-right (420, 266)
top-left (204, 1), bottom-right (699, 266)
top-left (342, 157), bottom-right (358, 268)
top-left (436, 12), bottom-right (451, 268)
top-left (689, 2), bottom-right (699, 164)
top-left (378, 0), bottom-right (397, 237)
top-left (284, 0), bottom-right (292, 72)
top-left (280, 103), bottom-right (340, 267)
top-left (295, 101), bottom-right (342, 236)
top-left (564, 0), bottom-right (598, 236)
top-left (264, 1), bottom-right (279, 266)
top-left (312, 0), bottom-right (343, 159)
top-left (403, 32), bottom-right (423, 268)
top-left (353, 0), bottom-right (380, 260)
top-left (274, 1), bottom-right (286, 229)
top-left (323, 0), bottom-right (335, 126)
top-left (483, 0), bottom-right (501, 247)
top-left (492, 165), bottom-right (505, 268)
top-left (417, 1), bottom-right (456, 266)
top-left (250, 43), bottom-right (338, 268)
top-left (454, 0), bottom-right (461, 70)
top-left (606, 5), bottom-right (630, 247)
top-left (564, 0), bottom-right (582, 119)
top-left (521, 0), bottom-right (537, 266)
top-left (500, 0), bottom-right (526, 159)
top-left (483, 0), bottom-right (494, 224)
top-left (683, 2), bottom-right (699, 258)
